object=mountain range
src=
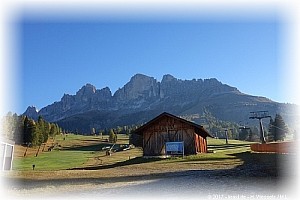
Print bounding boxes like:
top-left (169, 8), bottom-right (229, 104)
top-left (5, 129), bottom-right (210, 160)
top-left (24, 73), bottom-right (297, 133)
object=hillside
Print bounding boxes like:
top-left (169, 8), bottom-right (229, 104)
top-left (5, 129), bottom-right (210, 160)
top-left (23, 73), bottom-right (298, 133)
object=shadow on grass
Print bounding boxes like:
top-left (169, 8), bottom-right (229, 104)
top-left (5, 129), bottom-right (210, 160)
top-left (70, 157), bottom-right (162, 170)
top-left (208, 143), bottom-right (251, 151)
top-left (63, 143), bottom-right (115, 151)
top-left (231, 151), bottom-right (294, 178)
top-left (7, 152), bottom-right (292, 194)
top-left (8, 161), bottom-right (283, 192)
top-left (64, 142), bottom-right (289, 179)
top-left (75, 139), bottom-right (107, 142)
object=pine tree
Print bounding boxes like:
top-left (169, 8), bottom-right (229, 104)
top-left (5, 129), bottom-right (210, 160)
top-left (109, 129), bottom-right (117, 143)
top-left (43, 121), bottom-right (50, 142)
top-left (23, 116), bottom-right (31, 144)
top-left (49, 124), bottom-right (56, 136)
top-left (56, 124), bottom-right (61, 135)
top-left (37, 116), bottom-right (45, 144)
top-left (239, 128), bottom-right (249, 140)
top-left (14, 115), bottom-right (24, 144)
top-left (28, 119), bottom-right (38, 146)
top-left (273, 114), bottom-right (288, 141)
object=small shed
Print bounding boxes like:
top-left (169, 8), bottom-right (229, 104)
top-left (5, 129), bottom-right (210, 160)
top-left (0, 138), bottom-right (15, 170)
top-left (133, 112), bottom-right (212, 156)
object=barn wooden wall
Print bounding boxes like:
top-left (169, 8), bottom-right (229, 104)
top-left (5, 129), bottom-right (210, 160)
top-left (142, 116), bottom-right (207, 156)
top-left (194, 133), bottom-right (207, 153)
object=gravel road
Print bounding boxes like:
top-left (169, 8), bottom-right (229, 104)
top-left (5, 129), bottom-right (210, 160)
top-left (4, 167), bottom-right (294, 200)
top-left (3, 152), bottom-right (297, 200)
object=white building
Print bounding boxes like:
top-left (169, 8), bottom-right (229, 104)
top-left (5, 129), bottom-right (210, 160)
top-left (0, 138), bottom-right (14, 170)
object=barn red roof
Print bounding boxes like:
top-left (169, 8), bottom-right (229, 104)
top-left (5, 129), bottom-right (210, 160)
top-left (133, 112), bottom-right (213, 138)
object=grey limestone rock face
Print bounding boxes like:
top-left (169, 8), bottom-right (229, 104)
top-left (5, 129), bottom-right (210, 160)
top-left (23, 73), bottom-right (295, 133)
top-left (23, 106), bottom-right (39, 120)
top-left (114, 74), bottom-right (159, 101)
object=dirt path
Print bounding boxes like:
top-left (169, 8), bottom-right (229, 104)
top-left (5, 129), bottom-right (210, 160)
top-left (3, 155), bottom-right (294, 199)
top-left (4, 167), bottom-right (291, 200)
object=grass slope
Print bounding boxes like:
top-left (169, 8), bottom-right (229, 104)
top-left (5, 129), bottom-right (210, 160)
top-left (7, 135), bottom-right (289, 181)
top-left (12, 135), bottom-right (252, 171)
top-left (12, 134), bottom-right (142, 171)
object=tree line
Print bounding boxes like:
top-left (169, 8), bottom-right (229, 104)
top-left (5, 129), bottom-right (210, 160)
top-left (203, 110), bottom-right (240, 139)
top-left (90, 125), bottom-right (143, 144)
top-left (91, 124), bottom-right (142, 136)
top-left (201, 110), bottom-right (289, 142)
top-left (1, 112), bottom-right (62, 146)
top-left (235, 114), bottom-right (289, 142)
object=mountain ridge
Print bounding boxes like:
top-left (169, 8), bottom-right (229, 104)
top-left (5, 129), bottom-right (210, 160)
top-left (23, 73), bottom-right (296, 133)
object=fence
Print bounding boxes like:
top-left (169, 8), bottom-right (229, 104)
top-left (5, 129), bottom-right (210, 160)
top-left (250, 142), bottom-right (294, 154)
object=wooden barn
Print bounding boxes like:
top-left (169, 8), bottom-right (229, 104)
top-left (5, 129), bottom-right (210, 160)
top-left (133, 112), bottom-right (212, 157)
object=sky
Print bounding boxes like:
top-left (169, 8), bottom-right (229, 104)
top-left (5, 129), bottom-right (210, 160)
top-left (8, 3), bottom-right (291, 114)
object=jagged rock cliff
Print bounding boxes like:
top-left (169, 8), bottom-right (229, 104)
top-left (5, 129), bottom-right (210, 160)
top-left (23, 106), bottom-right (39, 120)
top-left (23, 73), bottom-right (296, 133)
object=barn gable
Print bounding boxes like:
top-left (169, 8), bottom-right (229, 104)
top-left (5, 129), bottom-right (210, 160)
top-left (134, 112), bottom-right (212, 156)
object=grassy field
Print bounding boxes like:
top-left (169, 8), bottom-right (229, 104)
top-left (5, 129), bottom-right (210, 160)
top-left (12, 134), bottom-right (252, 171)
top-left (4, 134), bottom-right (295, 200)
top-left (7, 134), bottom-right (290, 181)
top-left (12, 134), bottom-right (143, 171)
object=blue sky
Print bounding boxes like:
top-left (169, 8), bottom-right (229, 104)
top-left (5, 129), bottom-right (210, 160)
top-left (17, 15), bottom-right (283, 114)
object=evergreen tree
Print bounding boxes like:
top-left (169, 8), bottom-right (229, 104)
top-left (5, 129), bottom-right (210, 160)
top-left (23, 116), bottom-right (31, 144)
top-left (28, 119), bottom-right (38, 146)
top-left (239, 128), bottom-right (249, 140)
top-left (109, 129), bottom-right (117, 143)
top-left (14, 115), bottom-right (24, 144)
top-left (43, 121), bottom-right (50, 142)
top-left (49, 123), bottom-right (56, 136)
top-left (273, 114), bottom-right (288, 141)
top-left (37, 116), bottom-right (45, 144)
top-left (2, 113), bottom-right (63, 146)
top-left (56, 124), bottom-right (61, 135)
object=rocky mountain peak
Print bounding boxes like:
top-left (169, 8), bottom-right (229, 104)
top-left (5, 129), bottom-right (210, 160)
top-left (97, 86), bottom-right (111, 94)
top-left (161, 74), bottom-right (176, 82)
top-left (76, 83), bottom-right (96, 96)
top-left (23, 106), bottom-right (39, 120)
top-left (23, 73), bottom-right (289, 133)
top-left (203, 78), bottom-right (222, 86)
top-left (114, 74), bottom-right (159, 101)
top-left (131, 73), bottom-right (150, 80)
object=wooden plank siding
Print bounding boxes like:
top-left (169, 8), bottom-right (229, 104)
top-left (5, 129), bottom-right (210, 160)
top-left (134, 112), bottom-right (212, 156)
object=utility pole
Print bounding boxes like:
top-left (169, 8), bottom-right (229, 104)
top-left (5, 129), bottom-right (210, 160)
top-left (224, 129), bottom-right (228, 144)
top-left (249, 111), bottom-right (271, 144)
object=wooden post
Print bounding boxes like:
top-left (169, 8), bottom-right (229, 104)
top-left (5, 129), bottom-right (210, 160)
top-left (225, 129), bottom-right (228, 144)
top-left (35, 144), bottom-right (42, 157)
top-left (24, 143), bottom-right (30, 157)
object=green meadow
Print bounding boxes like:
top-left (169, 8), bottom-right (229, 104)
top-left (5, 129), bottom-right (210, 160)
top-left (12, 134), bottom-right (254, 171)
